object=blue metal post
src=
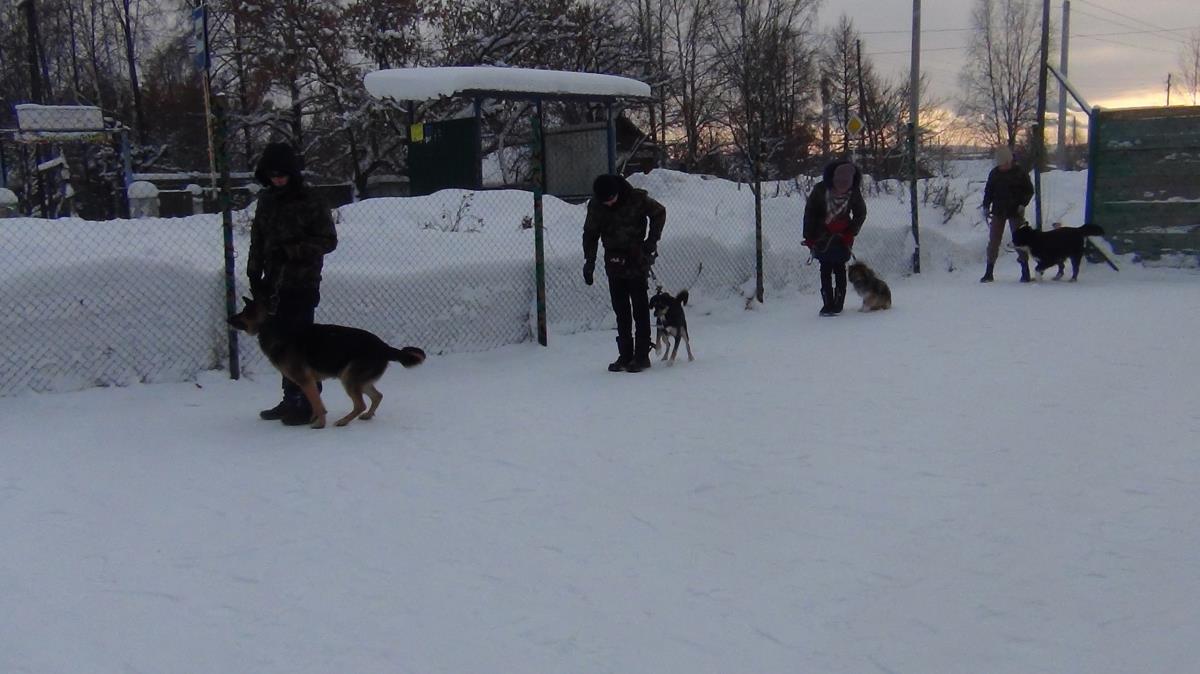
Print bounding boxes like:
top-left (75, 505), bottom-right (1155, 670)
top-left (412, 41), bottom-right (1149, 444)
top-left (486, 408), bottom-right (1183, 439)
top-left (1084, 107), bottom-right (1100, 225)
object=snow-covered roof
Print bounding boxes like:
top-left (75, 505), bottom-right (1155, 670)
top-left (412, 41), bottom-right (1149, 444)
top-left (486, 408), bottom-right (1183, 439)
top-left (364, 67), bottom-right (651, 103)
top-left (15, 104), bottom-right (105, 131)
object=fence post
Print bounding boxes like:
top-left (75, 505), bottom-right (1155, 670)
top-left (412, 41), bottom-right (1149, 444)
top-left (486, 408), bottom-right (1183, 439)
top-left (214, 94), bottom-right (240, 379)
top-left (1032, 122), bottom-right (1044, 230)
top-left (908, 122), bottom-right (921, 274)
top-left (0, 136), bottom-right (8, 188)
top-left (530, 106), bottom-right (548, 347)
top-left (754, 145), bottom-right (764, 303)
top-left (119, 130), bottom-right (133, 219)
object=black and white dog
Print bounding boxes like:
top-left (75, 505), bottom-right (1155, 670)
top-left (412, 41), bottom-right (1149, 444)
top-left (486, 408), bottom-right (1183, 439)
top-left (649, 287), bottom-right (694, 365)
top-left (1011, 222), bottom-right (1106, 281)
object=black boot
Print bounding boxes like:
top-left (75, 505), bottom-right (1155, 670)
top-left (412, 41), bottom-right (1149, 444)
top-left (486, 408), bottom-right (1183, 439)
top-left (980, 261), bottom-right (995, 283)
top-left (262, 381), bottom-right (320, 420)
top-left (608, 336), bottom-right (632, 372)
top-left (832, 286), bottom-right (847, 314)
top-left (278, 394), bottom-right (314, 426)
top-left (819, 288), bottom-right (835, 316)
top-left (259, 399), bottom-right (289, 420)
top-left (626, 352), bottom-right (652, 373)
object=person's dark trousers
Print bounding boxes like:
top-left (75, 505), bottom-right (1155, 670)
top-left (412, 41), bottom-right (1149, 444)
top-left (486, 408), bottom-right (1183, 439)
top-left (816, 238), bottom-right (850, 316)
top-left (608, 275), bottom-right (651, 362)
top-left (819, 262), bottom-right (847, 315)
top-left (258, 287), bottom-right (319, 420)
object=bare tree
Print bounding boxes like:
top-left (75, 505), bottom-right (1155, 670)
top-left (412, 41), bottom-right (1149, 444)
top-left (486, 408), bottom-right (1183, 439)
top-left (958, 0), bottom-right (1048, 149)
top-left (1175, 28), bottom-right (1200, 105)
top-left (709, 0), bottom-right (820, 179)
top-left (820, 15), bottom-right (859, 156)
top-left (659, 0), bottom-right (722, 170)
top-left (109, 0), bottom-right (148, 143)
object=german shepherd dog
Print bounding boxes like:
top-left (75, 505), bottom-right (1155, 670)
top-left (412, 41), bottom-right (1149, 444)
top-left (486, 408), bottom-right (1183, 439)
top-left (846, 261), bottom-right (892, 312)
top-left (649, 287), bottom-right (694, 365)
top-left (228, 295), bottom-right (426, 429)
top-left (1011, 223), bottom-right (1105, 281)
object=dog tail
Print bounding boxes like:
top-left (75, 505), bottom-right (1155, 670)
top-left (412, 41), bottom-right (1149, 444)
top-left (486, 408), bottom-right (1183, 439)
top-left (1080, 224), bottom-right (1104, 236)
top-left (677, 289), bottom-right (689, 306)
top-left (388, 346), bottom-right (426, 368)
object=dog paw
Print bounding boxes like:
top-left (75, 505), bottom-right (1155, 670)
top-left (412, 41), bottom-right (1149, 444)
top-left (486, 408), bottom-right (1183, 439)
top-left (359, 413), bottom-right (374, 421)
top-left (310, 418), bottom-right (326, 429)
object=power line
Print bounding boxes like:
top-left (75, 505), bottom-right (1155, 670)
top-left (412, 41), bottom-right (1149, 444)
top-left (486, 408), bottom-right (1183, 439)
top-left (860, 28), bottom-right (973, 36)
top-left (1072, 0), bottom-right (1178, 35)
top-left (1064, 3), bottom-right (1189, 46)
top-left (1075, 26), bottom-right (1200, 40)
top-left (1076, 34), bottom-right (1179, 56)
top-left (866, 45), bottom-right (968, 57)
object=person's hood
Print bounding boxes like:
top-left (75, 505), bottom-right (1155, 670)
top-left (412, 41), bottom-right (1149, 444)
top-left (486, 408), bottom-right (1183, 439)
top-left (254, 143), bottom-right (304, 188)
top-left (822, 159), bottom-right (862, 191)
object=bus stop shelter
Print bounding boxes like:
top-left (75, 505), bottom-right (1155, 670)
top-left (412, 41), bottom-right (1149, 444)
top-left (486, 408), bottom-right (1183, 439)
top-left (363, 66), bottom-right (652, 345)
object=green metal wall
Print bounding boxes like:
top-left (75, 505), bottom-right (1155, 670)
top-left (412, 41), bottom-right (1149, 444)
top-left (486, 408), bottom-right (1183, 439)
top-left (408, 117), bottom-right (480, 197)
top-left (1088, 106), bottom-right (1200, 259)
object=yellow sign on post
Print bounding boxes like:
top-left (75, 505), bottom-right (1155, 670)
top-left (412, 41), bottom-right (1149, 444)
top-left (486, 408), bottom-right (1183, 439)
top-left (409, 123), bottom-right (425, 143)
top-left (846, 114), bottom-right (865, 138)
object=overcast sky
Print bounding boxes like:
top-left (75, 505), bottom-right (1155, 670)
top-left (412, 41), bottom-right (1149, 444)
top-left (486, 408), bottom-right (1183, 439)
top-left (819, 0), bottom-right (1200, 112)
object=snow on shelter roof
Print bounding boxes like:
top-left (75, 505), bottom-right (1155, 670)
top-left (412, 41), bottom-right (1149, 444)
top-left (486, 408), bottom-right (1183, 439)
top-left (364, 67), bottom-right (651, 103)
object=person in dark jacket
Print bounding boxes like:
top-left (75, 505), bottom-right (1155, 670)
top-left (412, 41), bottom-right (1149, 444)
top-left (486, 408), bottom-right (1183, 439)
top-left (582, 174), bottom-right (666, 373)
top-left (246, 142), bottom-right (338, 425)
top-left (980, 145), bottom-right (1034, 282)
top-left (803, 159), bottom-right (867, 316)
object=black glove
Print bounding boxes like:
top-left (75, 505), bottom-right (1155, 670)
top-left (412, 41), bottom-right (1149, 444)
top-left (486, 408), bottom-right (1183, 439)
top-left (642, 240), bottom-right (658, 260)
top-left (583, 259), bottom-right (595, 286)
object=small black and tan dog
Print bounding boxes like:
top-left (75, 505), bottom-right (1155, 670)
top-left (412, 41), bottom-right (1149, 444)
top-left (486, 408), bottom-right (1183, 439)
top-left (228, 295), bottom-right (425, 428)
top-left (649, 287), bottom-right (694, 365)
top-left (1011, 222), bottom-right (1105, 281)
top-left (846, 261), bottom-right (892, 312)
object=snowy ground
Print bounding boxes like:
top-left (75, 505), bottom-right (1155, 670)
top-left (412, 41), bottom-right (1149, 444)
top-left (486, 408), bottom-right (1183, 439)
top-left (3, 262), bottom-right (1198, 673)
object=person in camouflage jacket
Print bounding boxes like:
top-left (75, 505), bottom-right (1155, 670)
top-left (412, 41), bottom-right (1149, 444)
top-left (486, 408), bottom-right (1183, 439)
top-left (582, 174), bottom-right (666, 373)
top-left (246, 142), bottom-right (338, 425)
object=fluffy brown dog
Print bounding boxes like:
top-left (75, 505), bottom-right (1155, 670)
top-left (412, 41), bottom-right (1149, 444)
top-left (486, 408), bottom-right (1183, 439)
top-left (846, 262), bottom-right (892, 312)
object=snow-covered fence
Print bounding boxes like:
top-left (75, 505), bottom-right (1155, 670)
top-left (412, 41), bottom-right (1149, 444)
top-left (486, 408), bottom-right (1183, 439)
top-left (0, 169), bottom-right (947, 395)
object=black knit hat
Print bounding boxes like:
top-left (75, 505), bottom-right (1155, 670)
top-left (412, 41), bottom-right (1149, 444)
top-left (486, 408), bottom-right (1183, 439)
top-left (592, 174), bottom-right (625, 203)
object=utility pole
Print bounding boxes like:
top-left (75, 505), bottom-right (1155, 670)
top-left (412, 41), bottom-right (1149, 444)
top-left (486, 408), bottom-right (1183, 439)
top-left (1057, 1), bottom-right (1070, 169)
top-left (1033, 0), bottom-right (1051, 230)
top-left (1166, 73), bottom-right (1172, 106)
top-left (908, 0), bottom-right (921, 274)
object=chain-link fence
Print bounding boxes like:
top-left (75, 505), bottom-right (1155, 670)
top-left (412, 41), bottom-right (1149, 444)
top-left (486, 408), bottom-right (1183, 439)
top-left (3, 107), bottom-right (935, 395)
top-left (2, 173), bottom-right (931, 395)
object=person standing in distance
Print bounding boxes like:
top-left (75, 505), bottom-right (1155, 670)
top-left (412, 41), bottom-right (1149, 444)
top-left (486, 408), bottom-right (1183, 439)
top-left (980, 145), bottom-right (1034, 283)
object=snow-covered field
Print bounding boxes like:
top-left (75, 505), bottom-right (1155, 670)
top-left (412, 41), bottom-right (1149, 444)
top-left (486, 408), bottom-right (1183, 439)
top-left (3, 260), bottom-right (1198, 673)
